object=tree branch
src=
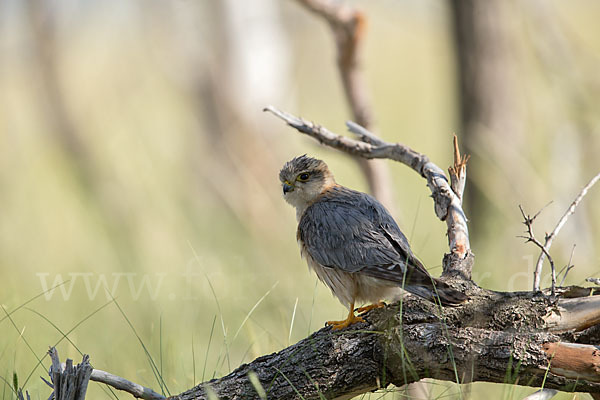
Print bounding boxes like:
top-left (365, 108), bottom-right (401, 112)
top-left (448, 134), bottom-right (470, 203)
top-left (522, 389), bottom-right (558, 400)
top-left (48, 347), bottom-right (166, 400)
top-left (519, 204), bottom-right (557, 296)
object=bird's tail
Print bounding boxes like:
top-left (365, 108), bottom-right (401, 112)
top-left (404, 278), bottom-right (468, 306)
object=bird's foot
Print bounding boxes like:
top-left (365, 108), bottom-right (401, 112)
top-left (326, 313), bottom-right (364, 330)
top-left (356, 301), bottom-right (386, 315)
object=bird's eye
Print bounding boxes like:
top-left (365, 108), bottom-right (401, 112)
top-left (297, 173), bottom-right (310, 182)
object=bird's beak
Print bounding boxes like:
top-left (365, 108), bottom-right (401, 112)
top-left (283, 181), bottom-right (294, 194)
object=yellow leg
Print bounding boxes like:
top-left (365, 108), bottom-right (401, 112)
top-left (326, 302), bottom-right (365, 330)
top-left (356, 301), bottom-right (386, 314)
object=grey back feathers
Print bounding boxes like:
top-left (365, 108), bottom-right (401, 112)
top-left (299, 186), bottom-right (417, 277)
top-left (298, 185), bottom-right (467, 306)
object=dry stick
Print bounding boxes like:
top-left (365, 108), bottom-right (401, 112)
top-left (448, 134), bottom-right (470, 204)
top-left (50, 347), bottom-right (165, 400)
top-left (88, 369), bottom-right (165, 400)
top-left (586, 277), bottom-right (600, 286)
top-left (294, 0), bottom-right (395, 210)
top-left (558, 244), bottom-right (576, 287)
top-left (48, 348), bottom-right (93, 400)
top-left (265, 106), bottom-right (471, 265)
top-left (533, 172), bottom-right (600, 291)
top-left (57, 363), bottom-right (166, 400)
top-left (522, 389), bottom-right (558, 400)
top-left (519, 205), bottom-right (557, 296)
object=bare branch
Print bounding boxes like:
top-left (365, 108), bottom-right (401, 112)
top-left (544, 295), bottom-right (600, 332)
top-left (558, 244), bottom-right (576, 287)
top-left (346, 120), bottom-right (382, 146)
top-left (264, 106), bottom-right (471, 266)
top-left (50, 347), bottom-right (166, 400)
top-left (448, 134), bottom-right (470, 203)
top-left (87, 369), bottom-right (165, 400)
top-left (543, 342), bottom-right (600, 382)
top-left (522, 389), bottom-right (558, 400)
top-left (48, 348), bottom-right (92, 400)
top-left (519, 205), bottom-right (557, 295)
top-left (587, 277), bottom-right (600, 286)
top-left (534, 172), bottom-right (600, 291)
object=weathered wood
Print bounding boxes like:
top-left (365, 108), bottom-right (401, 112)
top-left (89, 368), bottom-right (165, 400)
top-left (48, 348), bottom-right (165, 400)
top-left (522, 389), bottom-right (558, 400)
top-left (545, 296), bottom-right (600, 332)
top-left (48, 348), bottom-right (92, 400)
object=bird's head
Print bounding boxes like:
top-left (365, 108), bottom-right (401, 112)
top-left (279, 155), bottom-right (336, 210)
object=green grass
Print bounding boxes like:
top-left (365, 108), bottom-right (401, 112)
top-left (0, 279), bottom-right (593, 400)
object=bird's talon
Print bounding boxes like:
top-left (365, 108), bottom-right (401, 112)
top-left (326, 313), bottom-right (365, 330)
top-left (356, 301), bottom-right (386, 314)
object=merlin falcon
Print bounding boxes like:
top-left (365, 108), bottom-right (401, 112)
top-left (280, 155), bottom-right (467, 330)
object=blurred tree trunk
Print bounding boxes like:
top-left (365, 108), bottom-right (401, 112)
top-left (24, 0), bottom-right (136, 266)
top-left (166, 0), bottom-right (291, 236)
top-left (449, 0), bottom-right (524, 238)
top-left (24, 0), bottom-right (92, 185)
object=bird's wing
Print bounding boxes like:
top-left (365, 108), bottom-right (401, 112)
top-left (298, 189), bottom-right (433, 286)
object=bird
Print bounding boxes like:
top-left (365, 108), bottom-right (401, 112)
top-left (279, 155), bottom-right (468, 330)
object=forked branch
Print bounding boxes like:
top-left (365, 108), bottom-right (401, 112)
top-left (519, 204), bottom-right (557, 295)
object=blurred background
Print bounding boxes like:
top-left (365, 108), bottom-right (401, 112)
top-left (1, 0), bottom-right (599, 398)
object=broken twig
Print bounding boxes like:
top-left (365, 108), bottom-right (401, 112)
top-left (519, 204), bottom-right (557, 295)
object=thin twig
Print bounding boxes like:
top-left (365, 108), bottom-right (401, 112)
top-left (586, 277), bottom-right (600, 286)
top-left (346, 120), bottom-right (382, 146)
top-left (51, 347), bottom-right (165, 400)
top-left (522, 388), bottom-right (558, 400)
top-left (57, 363), bottom-right (166, 400)
top-left (88, 368), bottom-right (165, 400)
top-left (448, 134), bottom-right (470, 203)
top-left (264, 106), bottom-right (471, 268)
top-left (518, 205), bottom-right (556, 295)
top-left (533, 172), bottom-right (600, 291)
top-left (558, 244), bottom-right (576, 287)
